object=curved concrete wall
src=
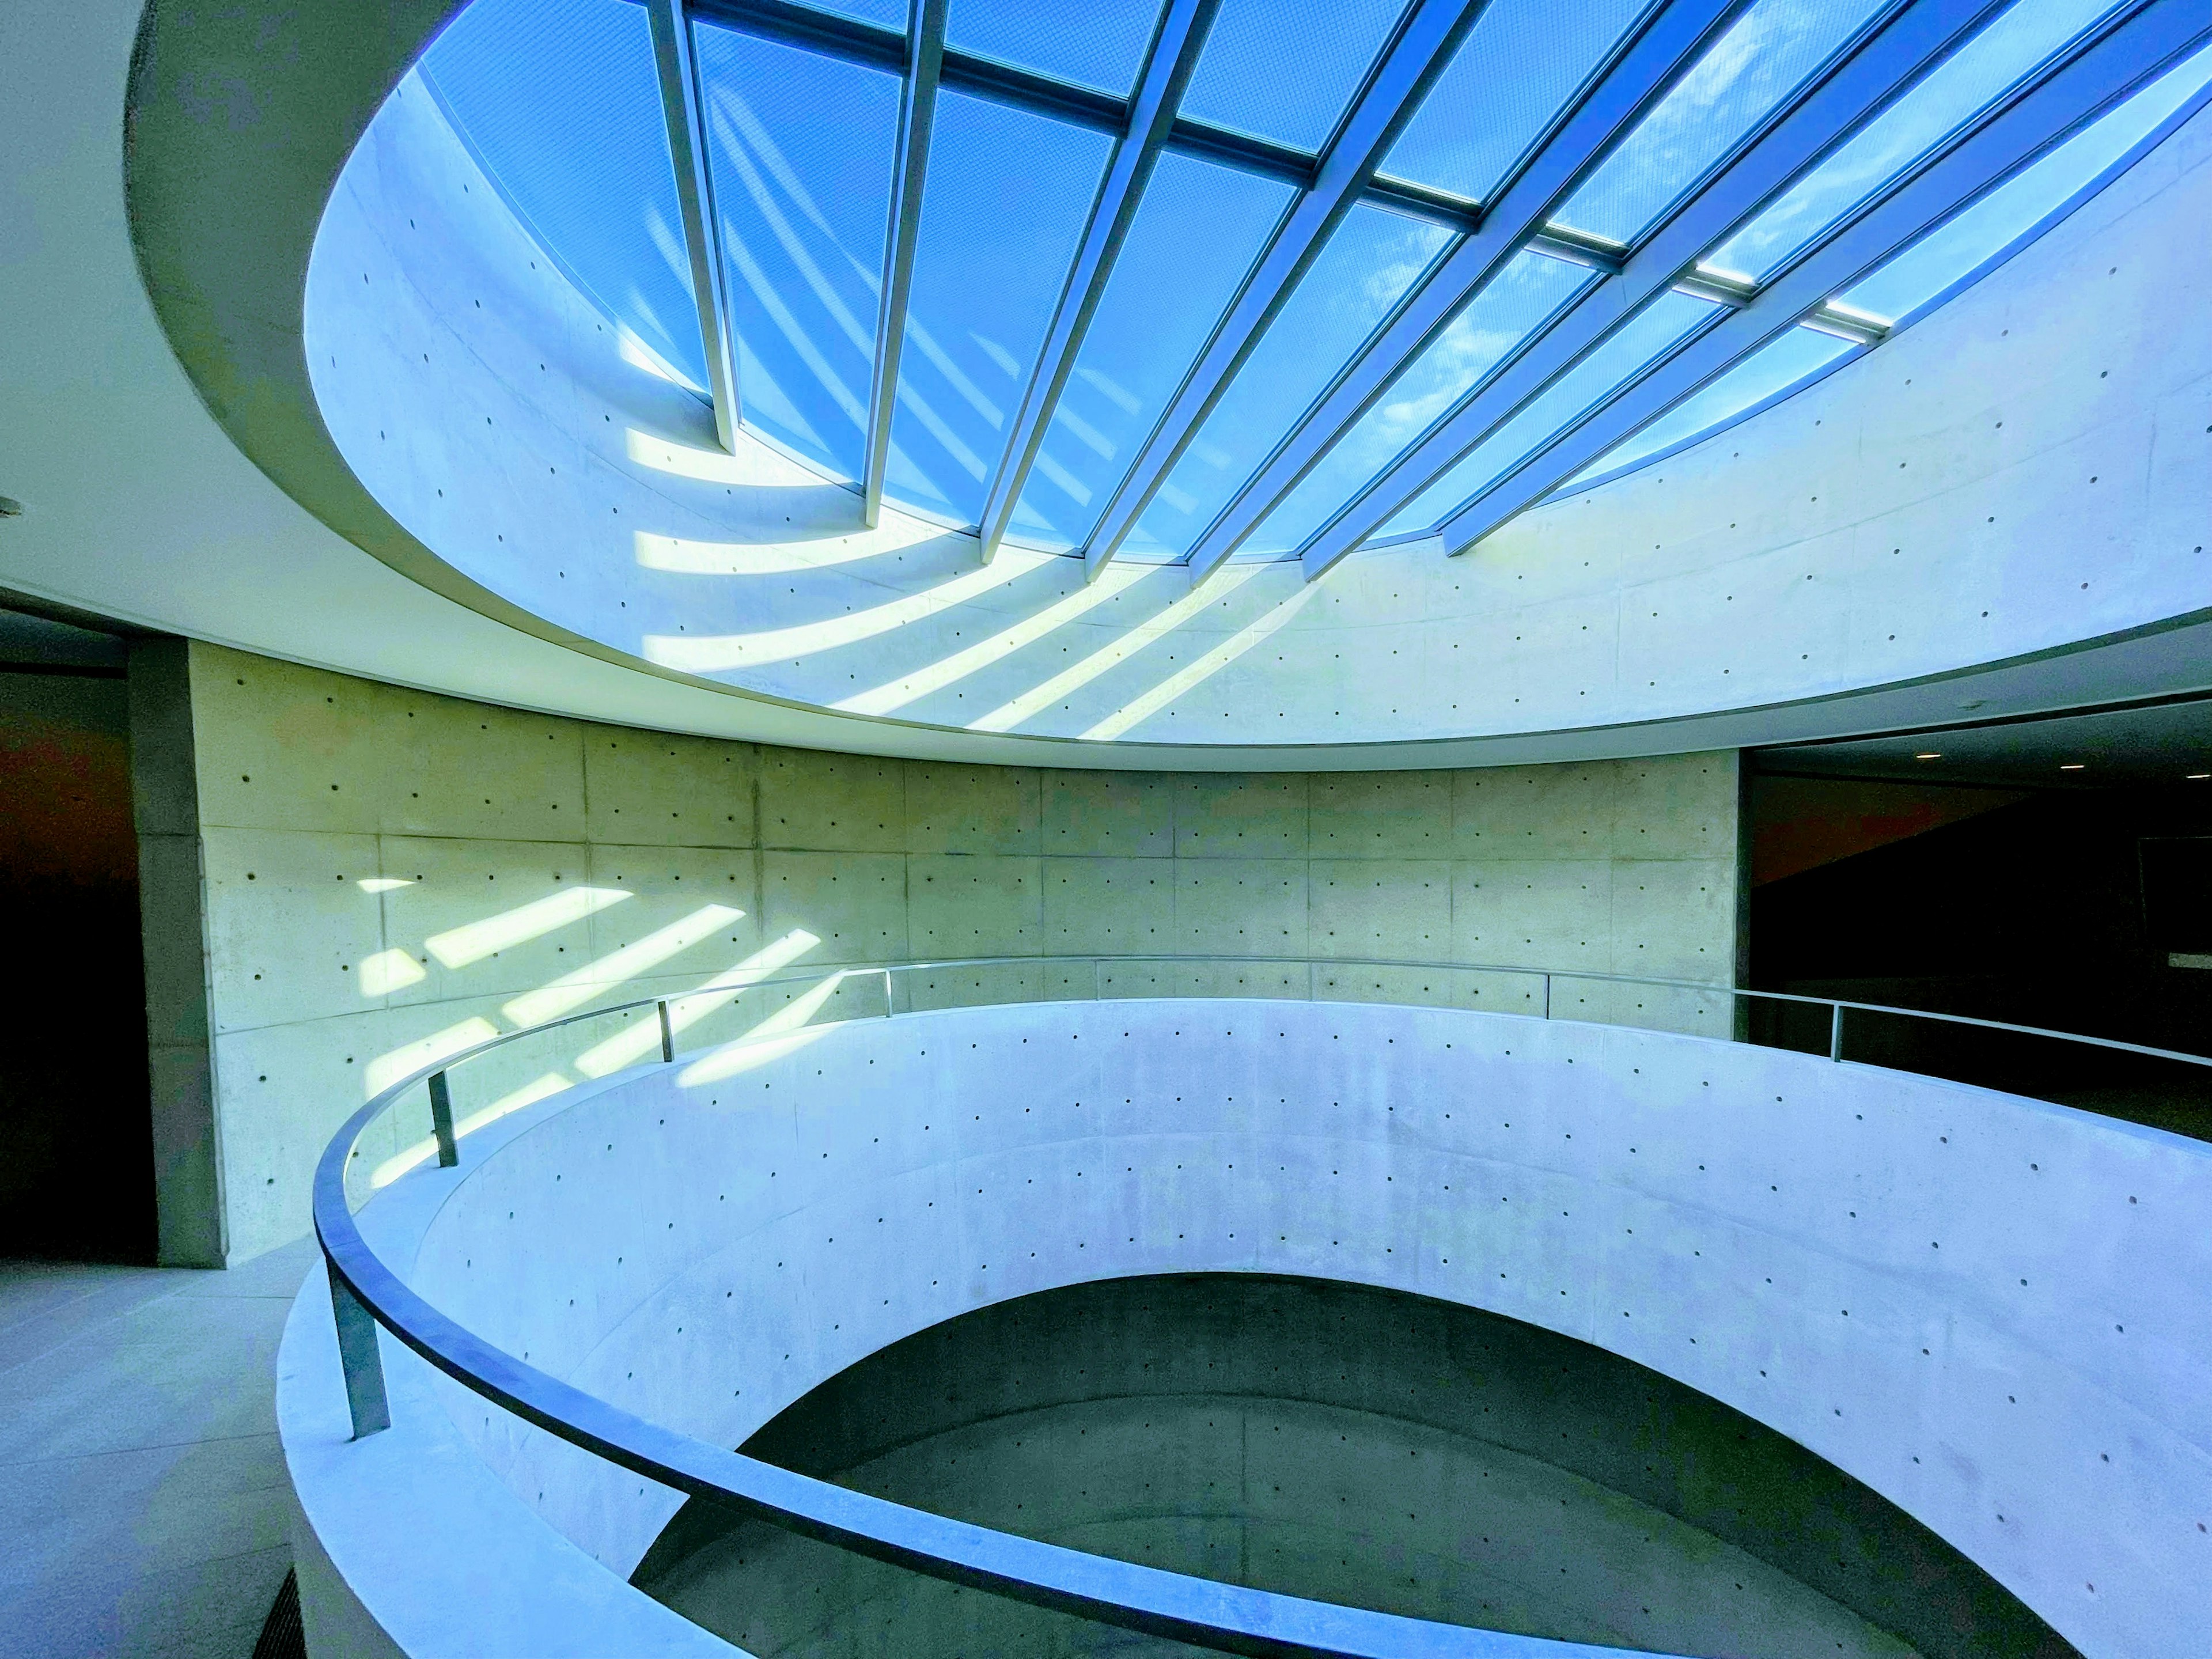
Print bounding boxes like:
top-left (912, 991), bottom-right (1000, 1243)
top-left (282, 999), bottom-right (2212, 1658)
top-left (307, 69), bottom-right (2212, 750)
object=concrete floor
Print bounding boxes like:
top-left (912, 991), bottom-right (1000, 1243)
top-left (0, 1240), bottom-right (314, 1659)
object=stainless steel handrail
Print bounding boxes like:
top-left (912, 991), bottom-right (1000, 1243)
top-left (310, 954), bottom-right (2211, 1659)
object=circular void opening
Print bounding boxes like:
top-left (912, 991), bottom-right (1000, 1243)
top-left (634, 1275), bottom-right (2066, 1659)
top-left (305, 0), bottom-right (2212, 745)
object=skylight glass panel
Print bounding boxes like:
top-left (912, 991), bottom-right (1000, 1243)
top-left (806, 0), bottom-right (907, 28)
top-left (1554, 0), bottom-right (1892, 248)
top-left (1007, 154), bottom-right (1292, 553)
top-left (884, 92), bottom-right (1112, 528)
top-left (1179, 0), bottom-right (1407, 153)
top-left (1380, 0), bottom-right (1650, 204)
top-left (696, 26), bottom-right (899, 484)
top-left (1573, 324), bottom-right (1857, 483)
top-left (1378, 289), bottom-right (1722, 534)
top-left (1127, 204), bottom-right (1454, 559)
top-left (949, 0), bottom-right (1165, 96)
top-left (418, 0), bottom-right (703, 388)
top-left (1840, 39), bottom-right (2212, 324)
top-left (1244, 251), bottom-right (1596, 555)
top-left (1704, 0), bottom-right (2130, 282)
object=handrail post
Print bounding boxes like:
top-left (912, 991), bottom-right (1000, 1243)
top-left (658, 999), bottom-right (676, 1064)
top-left (1830, 1002), bottom-right (1843, 1062)
top-left (327, 1264), bottom-right (391, 1439)
top-left (882, 966), bottom-right (896, 1018)
top-left (427, 1070), bottom-right (457, 1169)
top-left (1542, 974), bottom-right (1551, 1020)
top-left (1092, 956), bottom-right (1101, 1002)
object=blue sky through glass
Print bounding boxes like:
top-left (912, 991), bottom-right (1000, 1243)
top-left (1703, 0), bottom-right (2130, 281)
top-left (1128, 204), bottom-right (1454, 558)
top-left (885, 92), bottom-right (1112, 527)
top-left (1381, 0), bottom-right (1650, 203)
top-left (949, 0), bottom-right (1165, 96)
top-left (1380, 288), bottom-right (1722, 533)
top-left (1573, 324), bottom-right (1855, 484)
top-left (1246, 251), bottom-right (1596, 554)
top-left (1554, 0), bottom-right (1892, 247)
top-left (420, 0), bottom-right (703, 387)
top-left (1179, 0), bottom-right (1407, 152)
top-left (1008, 153), bottom-right (1292, 552)
top-left (1842, 38), bottom-right (2212, 322)
top-left (697, 25), bottom-right (899, 484)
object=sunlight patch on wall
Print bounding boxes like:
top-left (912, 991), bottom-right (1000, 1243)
top-left (967, 563), bottom-right (1264, 733)
top-left (357, 877), bottom-right (413, 895)
top-left (359, 948), bottom-right (427, 998)
top-left (501, 903), bottom-right (744, 1026)
top-left (643, 551), bottom-right (1049, 673)
top-left (422, 886), bottom-right (631, 969)
top-left (366, 1016), bottom-right (501, 1097)
top-left (834, 561), bottom-right (1153, 717)
top-left (573, 927), bottom-right (821, 1077)
top-left (635, 525), bottom-right (950, 575)
top-left (675, 971), bottom-right (847, 1086)
top-left (1081, 581), bottom-right (1323, 741)
top-left (369, 1070), bottom-right (573, 1190)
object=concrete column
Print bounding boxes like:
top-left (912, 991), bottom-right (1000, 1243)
top-left (128, 637), bottom-right (225, 1267)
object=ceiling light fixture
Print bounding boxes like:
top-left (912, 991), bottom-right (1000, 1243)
top-left (1915, 752), bottom-right (1941, 760)
top-left (2189, 773), bottom-right (2209, 781)
top-left (2059, 763), bottom-right (2086, 771)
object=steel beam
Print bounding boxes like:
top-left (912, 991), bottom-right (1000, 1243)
top-left (1434, 0), bottom-right (2206, 555)
top-left (860, 0), bottom-right (948, 527)
top-left (648, 0), bottom-right (743, 450)
top-left (1076, 0), bottom-right (1488, 577)
top-left (1176, 0), bottom-right (1752, 578)
top-left (1291, 0), bottom-right (1999, 581)
top-left (974, 0), bottom-right (1223, 560)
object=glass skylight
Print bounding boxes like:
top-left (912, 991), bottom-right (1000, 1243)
top-left (696, 24), bottom-right (899, 484)
top-left (948, 0), bottom-right (1164, 97)
top-left (1554, 0), bottom-right (1892, 248)
top-left (1379, 289), bottom-right (1722, 534)
top-left (1379, 0), bottom-right (1651, 204)
top-left (1009, 153), bottom-right (1293, 552)
top-left (415, 0), bottom-right (2195, 570)
top-left (884, 93), bottom-right (1111, 527)
top-left (419, 0), bottom-right (703, 388)
top-left (1247, 250), bottom-right (1597, 555)
top-left (1128, 204), bottom-right (1452, 558)
top-left (1703, 0), bottom-right (2130, 281)
top-left (1178, 0), bottom-right (1406, 152)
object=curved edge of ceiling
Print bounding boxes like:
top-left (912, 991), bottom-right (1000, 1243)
top-left (79, 0), bottom-right (2212, 768)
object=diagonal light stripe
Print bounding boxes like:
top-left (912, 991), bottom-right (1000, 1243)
top-left (834, 560), bottom-right (1152, 717)
top-left (422, 888), bottom-right (631, 970)
top-left (967, 563), bottom-right (1263, 733)
top-left (501, 904), bottom-right (744, 1027)
top-left (676, 972), bottom-right (850, 1086)
top-left (370, 1071), bottom-right (572, 1190)
top-left (573, 928), bottom-right (821, 1077)
top-left (1081, 580), bottom-right (1324, 741)
top-left (643, 550), bottom-right (1046, 672)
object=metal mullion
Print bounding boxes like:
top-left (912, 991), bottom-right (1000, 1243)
top-left (1434, 0), bottom-right (2205, 555)
top-left (1180, 0), bottom-right (1744, 581)
top-left (649, 0), bottom-right (743, 450)
top-left (861, 0), bottom-right (948, 528)
top-left (1297, 0), bottom-right (2009, 581)
top-left (974, 0), bottom-right (1224, 562)
top-left (1075, 0), bottom-right (1487, 578)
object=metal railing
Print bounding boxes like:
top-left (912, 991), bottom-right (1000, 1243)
top-left (310, 954), bottom-right (2212, 1659)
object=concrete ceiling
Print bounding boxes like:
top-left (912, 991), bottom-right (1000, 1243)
top-left (1759, 695), bottom-right (2212, 790)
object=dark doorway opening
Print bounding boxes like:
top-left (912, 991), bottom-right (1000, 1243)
top-left (0, 614), bottom-right (154, 1263)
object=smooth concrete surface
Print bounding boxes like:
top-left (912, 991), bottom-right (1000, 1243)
top-left (281, 1000), bottom-right (2211, 1659)
top-left (638, 1275), bottom-right (2051, 1659)
top-left (131, 637), bottom-right (226, 1267)
top-left (0, 1240), bottom-right (315, 1659)
top-left (303, 47), bottom-right (2212, 749)
top-left (183, 640), bottom-right (1737, 1263)
top-left (1, 2), bottom-right (2206, 772)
